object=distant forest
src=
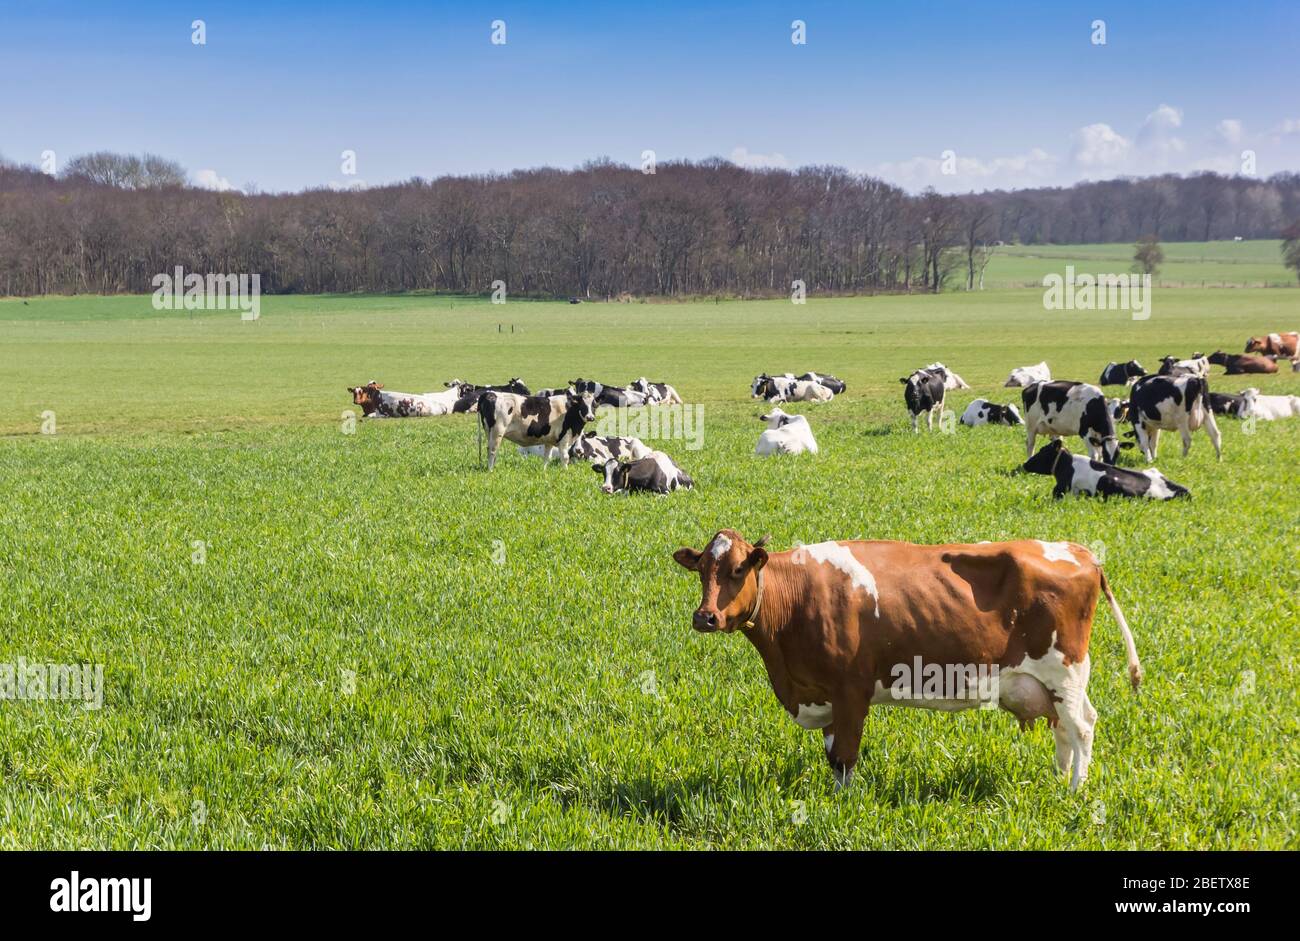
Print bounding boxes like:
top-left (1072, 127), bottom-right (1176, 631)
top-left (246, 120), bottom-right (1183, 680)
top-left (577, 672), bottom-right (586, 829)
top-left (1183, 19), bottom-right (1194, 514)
top-left (2, 152), bottom-right (1298, 297)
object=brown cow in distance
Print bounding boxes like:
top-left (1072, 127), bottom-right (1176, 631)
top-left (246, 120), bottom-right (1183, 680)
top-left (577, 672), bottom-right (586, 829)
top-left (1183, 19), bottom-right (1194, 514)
top-left (1244, 331), bottom-right (1298, 357)
top-left (673, 531), bottom-right (1141, 792)
top-left (1207, 350), bottom-right (1278, 375)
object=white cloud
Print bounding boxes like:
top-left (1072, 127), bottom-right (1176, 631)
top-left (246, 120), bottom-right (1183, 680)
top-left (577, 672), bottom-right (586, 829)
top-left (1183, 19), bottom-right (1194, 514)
top-left (1215, 119), bottom-right (1244, 145)
top-left (874, 147), bottom-right (1057, 193)
top-left (729, 146), bottom-right (789, 170)
top-left (1273, 118), bottom-right (1300, 135)
top-left (193, 168), bottom-right (236, 191)
top-left (1070, 123), bottom-right (1132, 168)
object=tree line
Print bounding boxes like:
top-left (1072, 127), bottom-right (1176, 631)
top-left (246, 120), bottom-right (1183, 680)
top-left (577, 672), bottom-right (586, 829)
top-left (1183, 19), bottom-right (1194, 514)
top-left (1, 151), bottom-right (1297, 298)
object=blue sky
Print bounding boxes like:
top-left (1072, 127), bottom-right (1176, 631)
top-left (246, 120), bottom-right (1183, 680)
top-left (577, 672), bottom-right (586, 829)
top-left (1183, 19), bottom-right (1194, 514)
top-left (2, 0), bottom-right (1296, 193)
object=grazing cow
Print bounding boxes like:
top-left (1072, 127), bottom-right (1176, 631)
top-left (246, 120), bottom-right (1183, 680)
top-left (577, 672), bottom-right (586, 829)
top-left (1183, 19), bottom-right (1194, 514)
top-left (900, 369), bottom-right (946, 432)
top-left (477, 391), bottom-right (597, 469)
top-left (1239, 387), bottom-right (1300, 420)
top-left (752, 374), bottom-right (834, 403)
top-left (1128, 374), bottom-right (1222, 461)
top-left (1157, 354), bottom-right (1209, 378)
top-left (571, 378), bottom-right (651, 408)
top-left (594, 452), bottom-right (693, 494)
top-left (568, 431), bottom-right (653, 463)
top-left (1207, 350), bottom-right (1278, 375)
top-left (672, 531), bottom-right (1141, 791)
top-left (1024, 439), bottom-right (1189, 501)
top-left (793, 372), bottom-right (848, 395)
top-left (755, 407), bottom-right (819, 456)
top-left (922, 363), bottom-right (971, 390)
top-left (628, 377), bottom-right (684, 404)
top-left (1208, 391), bottom-right (1248, 418)
top-left (1021, 380), bottom-right (1121, 464)
top-left (1244, 331), bottom-right (1299, 357)
top-left (959, 399), bottom-right (1023, 427)
top-left (1004, 362), bottom-right (1051, 388)
top-left (347, 382), bottom-right (461, 418)
top-left (1098, 360), bottom-right (1146, 386)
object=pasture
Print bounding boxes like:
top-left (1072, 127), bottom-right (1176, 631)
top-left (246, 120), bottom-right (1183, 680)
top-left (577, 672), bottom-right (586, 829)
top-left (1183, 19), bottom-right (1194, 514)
top-left (985, 239), bottom-right (1292, 288)
top-left (0, 288), bottom-right (1296, 849)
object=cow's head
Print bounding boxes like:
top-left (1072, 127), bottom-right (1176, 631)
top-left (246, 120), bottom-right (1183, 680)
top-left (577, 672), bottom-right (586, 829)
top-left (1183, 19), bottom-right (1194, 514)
top-left (751, 374), bottom-right (773, 398)
top-left (1124, 360), bottom-right (1145, 377)
top-left (1207, 351), bottom-right (1228, 365)
top-left (594, 458), bottom-right (628, 494)
top-left (1000, 403), bottom-right (1024, 425)
top-left (348, 381), bottom-right (384, 414)
top-left (570, 378), bottom-right (601, 397)
top-left (1023, 438), bottom-right (1068, 476)
top-left (566, 391), bottom-right (597, 424)
top-left (1244, 336), bottom-right (1265, 353)
top-left (673, 530), bottom-right (769, 633)
top-left (506, 378), bottom-right (530, 395)
top-left (1240, 387), bottom-right (1260, 412)
top-left (758, 407), bottom-right (793, 428)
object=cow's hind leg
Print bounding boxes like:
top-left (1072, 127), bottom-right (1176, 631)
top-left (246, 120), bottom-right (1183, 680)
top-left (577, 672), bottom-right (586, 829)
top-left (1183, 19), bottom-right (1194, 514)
top-left (1050, 658), bottom-right (1096, 791)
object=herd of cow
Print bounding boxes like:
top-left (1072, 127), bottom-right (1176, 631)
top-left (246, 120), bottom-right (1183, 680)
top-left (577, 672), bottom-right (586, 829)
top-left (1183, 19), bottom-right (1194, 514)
top-left (348, 329), bottom-right (1295, 793)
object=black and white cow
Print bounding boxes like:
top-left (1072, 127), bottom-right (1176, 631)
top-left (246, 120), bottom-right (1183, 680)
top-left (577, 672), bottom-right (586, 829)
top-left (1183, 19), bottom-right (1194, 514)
top-left (1106, 398), bottom-right (1130, 422)
top-left (921, 363), bottom-right (971, 390)
top-left (959, 398), bottom-right (1023, 427)
top-left (900, 369), bottom-right (947, 432)
top-left (1128, 374), bottom-right (1222, 461)
top-left (1021, 380), bottom-right (1121, 464)
top-left (1208, 391), bottom-right (1248, 418)
top-left (752, 374), bottom-right (834, 403)
top-left (478, 391), bottom-right (597, 469)
top-left (628, 378), bottom-right (684, 404)
top-left (570, 378), bottom-right (651, 408)
top-left (1156, 354), bottom-right (1209, 378)
top-left (568, 431), bottom-right (653, 463)
top-left (1099, 361), bottom-right (1146, 386)
top-left (793, 372), bottom-right (848, 395)
top-left (1023, 439), bottom-right (1190, 501)
top-left (594, 452), bottom-right (693, 494)
top-left (445, 378), bottom-right (531, 414)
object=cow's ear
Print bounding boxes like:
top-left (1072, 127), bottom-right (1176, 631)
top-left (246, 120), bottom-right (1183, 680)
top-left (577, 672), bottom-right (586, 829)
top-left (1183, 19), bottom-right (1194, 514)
top-left (745, 546), bottom-right (769, 571)
top-left (672, 548), bottom-right (703, 571)
top-left (898, 377), bottom-right (908, 384)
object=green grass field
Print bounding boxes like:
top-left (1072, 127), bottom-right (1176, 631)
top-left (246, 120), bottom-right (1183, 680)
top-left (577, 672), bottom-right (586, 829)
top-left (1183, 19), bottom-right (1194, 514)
top-left (1, 289), bottom-right (1296, 849)
top-left (984, 239), bottom-right (1294, 288)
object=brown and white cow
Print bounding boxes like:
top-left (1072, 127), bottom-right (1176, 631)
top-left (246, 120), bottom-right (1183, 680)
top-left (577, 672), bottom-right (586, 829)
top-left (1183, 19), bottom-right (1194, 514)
top-left (1207, 350), bottom-right (1278, 375)
top-left (673, 531), bottom-right (1141, 792)
top-left (1244, 331), bottom-right (1298, 358)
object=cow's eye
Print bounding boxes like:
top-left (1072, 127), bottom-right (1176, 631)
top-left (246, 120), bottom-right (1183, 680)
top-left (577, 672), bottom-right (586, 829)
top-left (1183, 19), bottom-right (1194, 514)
top-left (732, 566), bottom-right (747, 579)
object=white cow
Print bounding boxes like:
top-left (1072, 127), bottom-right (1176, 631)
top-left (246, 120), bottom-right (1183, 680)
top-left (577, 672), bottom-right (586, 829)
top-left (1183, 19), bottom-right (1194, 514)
top-left (923, 363), bottom-right (971, 390)
top-left (1004, 362), bottom-right (1051, 388)
top-left (1239, 388), bottom-right (1300, 420)
top-left (755, 407), bottom-right (819, 456)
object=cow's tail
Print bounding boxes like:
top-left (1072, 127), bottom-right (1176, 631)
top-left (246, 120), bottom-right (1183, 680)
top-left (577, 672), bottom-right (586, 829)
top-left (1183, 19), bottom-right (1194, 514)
top-left (477, 392), bottom-right (498, 466)
top-left (1099, 568), bottom-right (1142, 691)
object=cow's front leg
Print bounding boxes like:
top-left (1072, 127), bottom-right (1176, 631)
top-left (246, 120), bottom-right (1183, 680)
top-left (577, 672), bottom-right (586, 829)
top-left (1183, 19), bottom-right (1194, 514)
top-left (826, 698), bottom-right (868, 790)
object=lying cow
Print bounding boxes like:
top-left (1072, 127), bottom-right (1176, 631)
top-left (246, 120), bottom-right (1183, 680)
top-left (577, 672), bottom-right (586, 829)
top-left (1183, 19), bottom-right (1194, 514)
top-left (445, 378), bottom-right (531, 414)
top-left (755, 407), bottom-right (818, 456)
top-left (628, 377), bottom-right (683, 404)
top-left (1022, 380), bottom-right (1120, 464)
top-left (1207, 350), bottom-right (1278, 375)
top-left (1004, 361), bottom-right (1051, 388)
top-left (1098, 360), bottom-right (1145, 386)
top-left (1128, 374), bottom-right (1222, 461)
top-left (594, 452), bottom-right (693, 494)
top-left (1239, 387), bottom-right (1300, 420)
top-left (1208, 391), bottom-right (1248, 418)
top-left (922, 362), bottom-right (971, 390)
top-left (752, 374), bottom-right (834, 403)
top-left (571, 378), bottom-right (651, 408)
top-left (1244, 331), bottom-right (1299, 357)
top-left (1024, 439), bottom-right (1189, 501)
top-left (794, 372), bottom-right (848, 395)
top-left (478, 390), bottom-right (596, 469)
top-left (348, 381), bottom-right (461, 417)
top-left (673, 531), bottom-right (1141, 791)
top-left (1157, 354), bottom-right (1209, 378)
top-left (960, 399), bottom-right (1023, 427)
top-left (569, 431), bottom-right (653, 463)
top-left (900, 369), bottom-right (946, 432)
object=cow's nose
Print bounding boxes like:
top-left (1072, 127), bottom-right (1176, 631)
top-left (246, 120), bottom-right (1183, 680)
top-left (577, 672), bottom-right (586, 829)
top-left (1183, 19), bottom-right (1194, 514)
top-left (601, 484), bottom-right (613, 493)
top-left (692, 609), bottom-right (718, 632)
